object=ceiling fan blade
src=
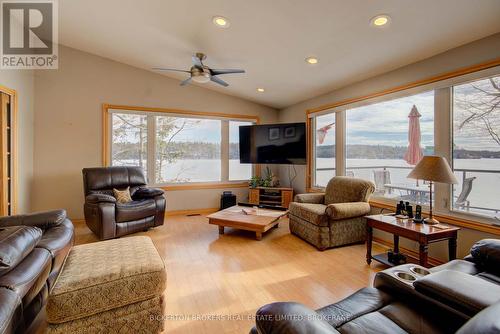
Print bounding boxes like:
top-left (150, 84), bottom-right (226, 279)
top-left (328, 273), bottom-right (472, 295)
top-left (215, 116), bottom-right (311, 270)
top-left (210, 75), bottom-right (229, 87)
top-left (180, 77), bottom-right (192, 86)
top-left (152, 67), bottom-right (190, 73)
top-left (191, 55), bottom-right (203, 68)
top-left (210, 69), bottom-right (245, 75)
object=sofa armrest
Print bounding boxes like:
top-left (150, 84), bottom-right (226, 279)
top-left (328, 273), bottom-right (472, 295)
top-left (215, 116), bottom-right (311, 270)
top-left (294, 193), bottom-right (325, 204)
top-left (255, 302), bottom-right (339, 334)
top-left (325, 202), bottom-right (370, 220)
top-left (85, 193), bottom-right (116, 204)
top-left (469, 239), bottom-right (500, 274)
top-left (133, 187), bottom-right (164, 199)
top-left (0, 209), bottom-right (67, 229)
top-left (414, 270), bottom-right (500, 317)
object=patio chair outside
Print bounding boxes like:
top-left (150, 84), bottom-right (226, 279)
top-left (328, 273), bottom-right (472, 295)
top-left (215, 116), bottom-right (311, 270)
top-left (455, 176), bottom-right (476, 210)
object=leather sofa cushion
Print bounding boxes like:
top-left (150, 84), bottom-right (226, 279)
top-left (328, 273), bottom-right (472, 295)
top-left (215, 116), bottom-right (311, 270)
top-left (414, 270), bottom-right (500, 316)
top-left (255, 302), bottom-right (339, 334)
top-left (0, 288), bottom-right (22, 334)
top-left (289, 203), bottom-right (328, 226)
top-left (470, 239), bottom-right (500, 275)
top-left (37, 219), bottom-right (74, 291)
top-left (456, 301), bottom-right (500, 334)
top-left (0, 209), bottom-right (67, 230)
top-left (317, 287), bottom-right (392, 328)
top-left (0, 248), bottom-right (52, 307)
top-left (47, 236), bottom-right (166, 324)
top-left (0, 226), bottom-right (42, 276)
top-left (337, 311), bottom-right (406, 334)
top-left (115, 199), bottom-right (157, 223)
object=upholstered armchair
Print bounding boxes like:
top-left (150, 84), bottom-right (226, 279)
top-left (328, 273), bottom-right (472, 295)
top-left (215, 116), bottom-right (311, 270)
top-left (289, 176), bottom-right (375, 250)
top-left (82, 166), bottom-right (166, 240)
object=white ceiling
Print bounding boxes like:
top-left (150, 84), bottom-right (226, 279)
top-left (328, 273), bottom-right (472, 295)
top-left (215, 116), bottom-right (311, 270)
top-left (59, 0), bottom-right (500, 109)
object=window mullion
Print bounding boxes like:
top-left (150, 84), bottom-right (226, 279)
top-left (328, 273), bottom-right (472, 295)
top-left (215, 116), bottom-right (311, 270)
top-left (221, 120), bottom-right (229, 182)
top-left (336, 110), bottom-right (346, 176)
top-left (434, 87), bottom-right (452, 213)
top-left (147, 115), bottom-right (156, 185)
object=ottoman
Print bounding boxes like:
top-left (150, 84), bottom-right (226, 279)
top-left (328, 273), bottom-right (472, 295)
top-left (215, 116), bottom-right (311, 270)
top-left (46, 236), bottom-right (166, 333)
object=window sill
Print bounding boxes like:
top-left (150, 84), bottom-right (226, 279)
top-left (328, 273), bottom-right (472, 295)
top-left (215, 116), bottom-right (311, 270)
top-left (159, 181), bottom-right (249, 191)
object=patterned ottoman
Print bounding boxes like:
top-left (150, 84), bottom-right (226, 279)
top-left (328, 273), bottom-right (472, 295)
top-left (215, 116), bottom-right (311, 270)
top-left (46, 236), bottom-right (166, 333)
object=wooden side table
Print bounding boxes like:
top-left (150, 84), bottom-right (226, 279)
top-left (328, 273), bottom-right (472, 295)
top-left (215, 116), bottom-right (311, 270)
top-left (365, 214), bottom-right (460, 268)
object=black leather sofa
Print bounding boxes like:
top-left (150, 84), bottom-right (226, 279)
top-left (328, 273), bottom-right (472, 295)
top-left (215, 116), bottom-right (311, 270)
top-left (82, 166), bottom-right (166, 240)
top-left (0, 210), bottom-right (74, 334)
top-left (251, 238), bottom-right (500, 334)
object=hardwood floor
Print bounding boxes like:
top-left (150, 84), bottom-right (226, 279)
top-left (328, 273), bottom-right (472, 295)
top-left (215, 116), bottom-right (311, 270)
top-left (72, 215), bottom-right (386, 334)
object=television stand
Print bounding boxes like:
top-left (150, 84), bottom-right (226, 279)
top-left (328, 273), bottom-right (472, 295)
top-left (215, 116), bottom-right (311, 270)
top-left (248, 187), bottom-right (293, 209)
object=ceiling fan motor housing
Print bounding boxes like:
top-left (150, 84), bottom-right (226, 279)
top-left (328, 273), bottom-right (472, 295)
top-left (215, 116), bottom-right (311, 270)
top-left (191, 66), bottom-right (211, 83)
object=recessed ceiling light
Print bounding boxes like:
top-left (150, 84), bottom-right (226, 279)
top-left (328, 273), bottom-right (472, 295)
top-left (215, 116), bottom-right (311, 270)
top-left (305, 57), bottom-right (318, 64)
top-left (370, 14), bottom-right (390, 27)
top-left (257, 88), bottom-right (265, 92)
top-left (213, 16), bottom-right (230, 28)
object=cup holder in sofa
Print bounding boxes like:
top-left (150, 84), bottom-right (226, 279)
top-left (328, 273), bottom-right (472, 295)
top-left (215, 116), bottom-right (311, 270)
top-left (394, 271), bottom-right (417, 282)
top-left (410, 266), bottom-right (431, 276)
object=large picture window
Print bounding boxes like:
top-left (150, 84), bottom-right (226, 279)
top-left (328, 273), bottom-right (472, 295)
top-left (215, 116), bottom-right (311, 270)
top-left (156, 116), bottom-right (221, 183)
top-left (107, 107), bottom-right (257, 186)
top-left (345, 91), bottom-right (435, 203)
top-left (452, 75), bottom-right (500, 217)
top-left (308, 67), bottom-right (500, 223)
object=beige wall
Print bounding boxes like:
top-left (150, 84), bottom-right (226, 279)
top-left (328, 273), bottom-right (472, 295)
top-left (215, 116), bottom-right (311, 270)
top-left (33, 46), bottom-right (278, 219)
top-left (278, 33), bottom-right (500, 261)
top-left (0, 70), bottom-right (34, 214)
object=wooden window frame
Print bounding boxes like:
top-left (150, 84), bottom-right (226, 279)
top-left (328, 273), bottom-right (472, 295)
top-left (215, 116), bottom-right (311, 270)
top-left (102, 104), bottom-right (260, 191)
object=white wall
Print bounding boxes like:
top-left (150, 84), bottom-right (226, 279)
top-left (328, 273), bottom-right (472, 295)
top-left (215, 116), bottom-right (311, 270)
top-left (33, 46), bottom-right (278, 219)
top-left (0, 70), bottom-right (34, 214)
top-left (278, 33), bottom-right (500, 261)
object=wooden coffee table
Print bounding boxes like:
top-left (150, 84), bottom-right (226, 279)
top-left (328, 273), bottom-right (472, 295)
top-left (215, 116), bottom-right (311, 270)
top-left (207, 205), bottom-right (288, 240)
top-left (365, 214), bottom-right (460, 268)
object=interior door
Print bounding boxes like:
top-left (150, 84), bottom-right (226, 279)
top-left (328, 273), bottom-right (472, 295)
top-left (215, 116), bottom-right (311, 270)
top-left (0, 92), bottom-right (12, 216)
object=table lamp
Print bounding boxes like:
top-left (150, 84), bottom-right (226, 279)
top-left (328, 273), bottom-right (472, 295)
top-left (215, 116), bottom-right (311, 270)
top-left (407, 156), bottom-right (458, 224)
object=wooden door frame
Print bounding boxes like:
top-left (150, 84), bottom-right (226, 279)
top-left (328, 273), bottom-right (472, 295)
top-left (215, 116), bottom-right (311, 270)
top-left (0, 85), bottom-right (18, 215)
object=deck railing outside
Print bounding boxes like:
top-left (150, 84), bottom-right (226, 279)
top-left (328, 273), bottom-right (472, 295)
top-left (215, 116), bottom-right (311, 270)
top-left (315, 165), bottom-right (500, 214)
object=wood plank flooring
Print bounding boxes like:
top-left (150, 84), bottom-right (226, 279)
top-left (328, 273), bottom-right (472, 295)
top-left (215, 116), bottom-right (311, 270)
top-left (72, 215), bottom-right (386, 334)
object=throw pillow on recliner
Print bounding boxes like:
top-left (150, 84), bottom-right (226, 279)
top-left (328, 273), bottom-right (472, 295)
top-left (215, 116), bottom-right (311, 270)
top-left (113, 187), bottom-right (133, 204)
top-left (0, 225), bottom-right (42, 276)
top-left (470, 239), bottom-right (500, 275)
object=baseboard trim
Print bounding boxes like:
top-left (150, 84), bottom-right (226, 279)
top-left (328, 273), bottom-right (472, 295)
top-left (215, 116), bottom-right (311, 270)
top-left (165, 207), bottom-right (219, 217)
top-left (373, 236), bottom-right (444, 267)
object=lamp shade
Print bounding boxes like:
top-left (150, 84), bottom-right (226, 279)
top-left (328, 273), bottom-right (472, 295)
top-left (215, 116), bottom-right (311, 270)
top-left (407, 156), bottom-right (458, 184)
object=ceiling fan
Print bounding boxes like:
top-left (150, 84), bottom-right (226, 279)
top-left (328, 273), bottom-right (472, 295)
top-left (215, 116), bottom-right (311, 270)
top-left (153, 52), bottom-right (245, 87)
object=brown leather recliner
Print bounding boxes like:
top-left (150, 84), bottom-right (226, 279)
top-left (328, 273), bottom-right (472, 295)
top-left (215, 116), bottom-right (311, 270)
top-left (82, 166), bottom-right (166, 240)
top-left (0, 210), bottom-right (74, 334)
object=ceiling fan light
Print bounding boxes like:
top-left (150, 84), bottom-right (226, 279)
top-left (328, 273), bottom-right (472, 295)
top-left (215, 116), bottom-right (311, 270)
top-left (192, 73), bottom-right (210, 83)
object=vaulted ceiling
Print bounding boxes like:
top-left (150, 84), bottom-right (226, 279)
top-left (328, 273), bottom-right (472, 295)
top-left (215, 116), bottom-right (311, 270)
top-left (59, 0), bottom-right (500, 108)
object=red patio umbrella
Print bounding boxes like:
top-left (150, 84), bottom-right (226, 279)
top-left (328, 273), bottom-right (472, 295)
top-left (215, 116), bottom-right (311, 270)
top-left (404, 105), bottom-right (423, 165)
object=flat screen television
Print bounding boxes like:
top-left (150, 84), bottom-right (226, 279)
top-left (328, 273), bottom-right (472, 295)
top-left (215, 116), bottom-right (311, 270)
top-left (239, 122), bottom-right (307, 165)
